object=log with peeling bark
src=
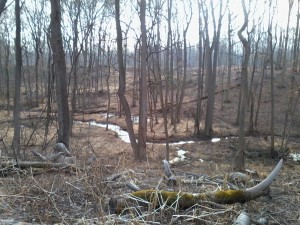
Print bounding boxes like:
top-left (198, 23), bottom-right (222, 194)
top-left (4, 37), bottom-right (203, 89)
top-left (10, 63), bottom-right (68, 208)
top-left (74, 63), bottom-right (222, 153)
top-left (109, 159), bottom-right (283, 213)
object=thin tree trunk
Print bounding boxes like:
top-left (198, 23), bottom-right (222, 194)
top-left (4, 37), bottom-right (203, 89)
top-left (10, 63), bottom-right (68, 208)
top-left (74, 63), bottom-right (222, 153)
top-left (282, 0), bottom-right (294, 79)
top-left (248, 33), bottom-right (261, 134)
top-left (138, 0), bottom-right (148, 160)
top-left (225, 12), bottom-right (233, 103)
top-left (5, 38), bottom-right (10, 116)
top-left (254, 63), bottom-right (266, 128)
top-left (177, 9), bottom-right (192, 123)
top-left (195, 1), bottom-right (203, 135)
top-left (234, 0), bottom-right (250, 171)
top-left (106, 47), bottom-right (111, 131)
top-left (12, 0), bottom-right (22, 157)
top-left (293, 0), bottom-right (300, 72)
top-left (268, 25), bottom-right (277, 157)
top-left (115, 0), bottom-right (139, 159)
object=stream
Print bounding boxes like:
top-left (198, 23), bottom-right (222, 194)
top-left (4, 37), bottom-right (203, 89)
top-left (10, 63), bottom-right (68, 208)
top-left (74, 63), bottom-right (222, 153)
top-left (75, 120), bottom-right (300, 163)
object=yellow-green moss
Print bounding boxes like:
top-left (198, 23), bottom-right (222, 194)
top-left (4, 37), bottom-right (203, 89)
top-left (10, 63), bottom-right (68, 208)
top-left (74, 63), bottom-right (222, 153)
top-left (131, 189), bottom-right (247, 208)
top-left (212, 189), bottom-right (246, 204)
top-left (132, 190), bottom-right (205, 208)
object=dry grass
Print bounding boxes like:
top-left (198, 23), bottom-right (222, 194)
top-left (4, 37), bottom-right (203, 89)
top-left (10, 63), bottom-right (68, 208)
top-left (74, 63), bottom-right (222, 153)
top-left (0, 70), bottom-right (299, 224)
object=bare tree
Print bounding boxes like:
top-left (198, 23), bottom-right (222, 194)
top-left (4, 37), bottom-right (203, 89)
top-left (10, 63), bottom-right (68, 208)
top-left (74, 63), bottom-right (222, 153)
top-left (293, 0), bottom-right (300, 72)
top-left (50, 0), bottom-right (70, 148)
top-left (176, 0), bottom-right (192, 123)
top-left (194, 0), bottom-right (204, 135)
top-left (12, 0), bottom-right (22, 156)
top-left (225, 11), bottom-right (233, 103)
top-left (138, 0), bottom-right (148, 160)
top-left (282, 0), bottom-right (294, 79)
top-left (24, 0), bottom-right (46, 107)
top-left (248, 28), bottom-right (262, 134)
top-left (203, 0), bottom-right (226, 136)
top-left (267, 2), bottom-right (278, 157)
top-left (234, 0), bottom-right (250, 171)
top-left (115, 0), bottom-right (139, 159)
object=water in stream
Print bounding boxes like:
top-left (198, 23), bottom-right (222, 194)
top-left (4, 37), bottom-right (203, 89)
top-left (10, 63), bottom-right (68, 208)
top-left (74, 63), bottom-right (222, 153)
top-left (75, 120), bottom-right (300, 162)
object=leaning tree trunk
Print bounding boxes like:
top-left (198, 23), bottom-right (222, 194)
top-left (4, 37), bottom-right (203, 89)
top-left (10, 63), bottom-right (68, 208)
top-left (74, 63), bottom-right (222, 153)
top-left (115, 0), bottom-right (139, 159)
top-left (50, 0), bottom-right (70, 148)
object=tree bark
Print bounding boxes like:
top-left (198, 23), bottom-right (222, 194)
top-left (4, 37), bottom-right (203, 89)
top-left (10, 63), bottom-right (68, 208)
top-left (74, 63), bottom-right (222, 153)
top-left (12, 0), bottom-right (22, 157)
top-left (138, 0), bottom-right (148, 160)
top-left (203, 0), bottom-right (224, 136)
top-left (50, 0), bottom-right (70, 148)
top-left (235, 0), bottom-right (250, 171)
top-left (115, 0), bottom-right (139, 159)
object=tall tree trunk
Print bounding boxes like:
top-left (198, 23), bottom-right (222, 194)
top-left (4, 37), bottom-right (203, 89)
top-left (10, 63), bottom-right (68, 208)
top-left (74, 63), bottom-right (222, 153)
top-left (138, 0), bottom-right (148, 161)
top-left (132, 42), bottom-right (138, 107)
top-left (293, 0), bottom-right (300, 72)
top-left (50, 0), bottom-right (70, 148)
top-left (70, 1), bottom-right (80, 135)
top-left (225, 12), bottom-right (233, 103)
top-left (45, 33), bottom-right (53, 140)
top-left (34, 39), bottom-right (40, 107)
top-left (268, 23), bottom-right (277, 157)
top-left (203, 0), bottom-right (224, 137)
top-left (105, 47), bottom-right (111, 131)
top-left (195, 0), bottom-right (203, 135)
top-left (115, 0), bottom-right (139, 159)
top-left (177, 7), bottom-right (192, 123)
top-left (12, 0), bottom-right (22, 157)
top-left (248, 33), bottom-right (261, 134)
top-left (234, 0), bottom-right (250, 171)
top-left (5, 37), bottom-right (10, 116)
top-left (282, 0), bottom-right (294, 79)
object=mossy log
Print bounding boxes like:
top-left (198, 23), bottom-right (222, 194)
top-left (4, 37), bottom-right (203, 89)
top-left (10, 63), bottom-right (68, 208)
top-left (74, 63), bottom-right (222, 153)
top-left (131, 189), bottom-right (247, 208)
top-left (130, 159), bottom-right (283, 208)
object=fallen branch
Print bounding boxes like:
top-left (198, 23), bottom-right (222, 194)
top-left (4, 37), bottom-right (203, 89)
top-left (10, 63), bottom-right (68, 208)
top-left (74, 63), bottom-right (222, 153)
top-left (0, 161), bottom-right (74, 169)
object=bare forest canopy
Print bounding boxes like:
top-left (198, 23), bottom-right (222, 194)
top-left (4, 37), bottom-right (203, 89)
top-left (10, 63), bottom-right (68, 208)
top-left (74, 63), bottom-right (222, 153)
top-left (0, 0), bottom-right (299, 159)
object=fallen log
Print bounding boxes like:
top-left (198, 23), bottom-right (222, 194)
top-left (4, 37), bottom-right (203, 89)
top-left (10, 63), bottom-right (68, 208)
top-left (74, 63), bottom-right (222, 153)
top-left (0, 161), bottom-right (74, 169)
top-left (109, 160), bottom-right (283, 214)
top-left (128, 159), bottom-right (283, 208)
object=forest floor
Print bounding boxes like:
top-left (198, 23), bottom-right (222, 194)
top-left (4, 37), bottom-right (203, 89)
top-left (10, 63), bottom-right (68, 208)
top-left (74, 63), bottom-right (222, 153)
top-left (0, 69), bottom-right (299, 224)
